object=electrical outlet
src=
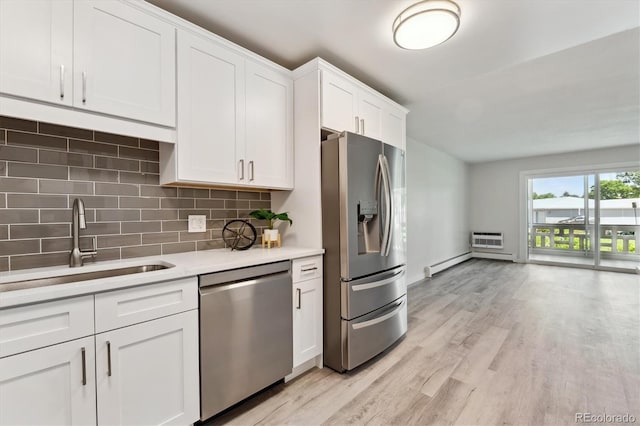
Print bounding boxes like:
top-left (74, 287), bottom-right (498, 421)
top-left (188, 215), bottom-right (207, 233)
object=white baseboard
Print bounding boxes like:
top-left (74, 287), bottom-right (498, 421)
top-left (472, 251), bottom-right (515, 261)
top-left (284, 354), bottom-right (322, 382)
top-left (424, 252), bottom-right (473, 278)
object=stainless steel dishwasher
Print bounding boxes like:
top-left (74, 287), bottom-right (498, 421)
top-left (199, 261), bottom-right (292, 421)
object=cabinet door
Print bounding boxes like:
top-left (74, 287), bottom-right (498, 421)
top-left (358, 90), bottom-right (384, 141)
top-left (321, 70), bottom-right (358, 133)
top-left (0, 0), bottom-right (72, 105)
top-left (95, 310), bottom-right (199, 426)
top-left (176, 30), bottom-right (245, 185)
top-left (293, 278), bottom-right (323, 367)
top-left (245, 61), bottom-right (293, 189)
top-left (73, 1), bottom-right (175, 126)
top-left (382, 105), bottom-right (407, 150)
top-left (0, 336), bottom-right (96, 426)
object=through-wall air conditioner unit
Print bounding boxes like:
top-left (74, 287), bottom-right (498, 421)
top-left (471, 232), bottom-right (504, 249)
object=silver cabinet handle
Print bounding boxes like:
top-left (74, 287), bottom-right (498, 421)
top-left (81, 347), bottom-right (87, 385)
top-left (82, 71), bottom-right (87, 104)
top-left (355, 116), bottom-right (360, 134)
top-left (238, 159), bottom-right (244, 180)
top-left (249, 160), bottom-right (254, 181)
top-left (296, 288), bottom-right (301, 309)
top-left (301, 266), bottom-right (318, 272)
top-left (360, 119), bottom-right (365, 135)
top-left (59, 64), bottom-right (65, 100)
top-left (106, 341), bottom-right (112, 377)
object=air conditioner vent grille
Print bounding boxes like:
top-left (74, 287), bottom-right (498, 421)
top-left (471, 232), bottom-right (504, 249)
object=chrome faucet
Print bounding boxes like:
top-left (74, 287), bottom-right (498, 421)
top-left (70, 198), bottom-right (97, 267)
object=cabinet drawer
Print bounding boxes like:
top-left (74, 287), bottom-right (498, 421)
top-left (95, 277), bottom-right (197, 333)
top-left (292, 255), bottom-right (323, 283)
top-left (0, 295), bottom-right (94, 358)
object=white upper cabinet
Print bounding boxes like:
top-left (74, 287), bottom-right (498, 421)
top-left (245, 60), bottom-right (293, 189)
top-left (319, 64), bottom-right (408, 150)
top-left (161, 29), bottom-right (293, 190)
top-left (73, 1), bottom-right (176, 126)
top-left (382, 103), bottom-right (407, 151)
top-left (357, 90), bottom-right (384, 141)
top-left (0, 0), bottom-right (73, 106)
top-left (322, 71), bottom-right (358, 134)
top-left (0, 0), bottom-right (176, 129)
top-left (175, 30), bottom-right (245, 185)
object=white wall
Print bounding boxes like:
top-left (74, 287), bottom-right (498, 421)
top-left (406, 137), bottom-right (470, 285)
top-left (469, 144), bottom-right (640, 261)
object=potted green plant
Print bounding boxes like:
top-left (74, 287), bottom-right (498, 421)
top-left (249, 209), bottom-right (293, 243)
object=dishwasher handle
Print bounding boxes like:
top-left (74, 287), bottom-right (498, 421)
top-left (199, 261), bottom-right (290, 289)
top-left (199, 271), bottom-right (289, 296)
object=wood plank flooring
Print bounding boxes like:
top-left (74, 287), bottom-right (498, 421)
top-left (204, 259), bottom-right (640, 425)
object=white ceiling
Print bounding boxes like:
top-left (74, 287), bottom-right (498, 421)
top-left (148, 0), bottom-right (640, 163)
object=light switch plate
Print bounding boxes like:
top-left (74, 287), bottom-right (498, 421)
top-left (188, 215), bottom-right (207, 233)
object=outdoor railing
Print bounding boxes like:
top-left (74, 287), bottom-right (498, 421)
top-left (529, 224), bottom-right (639, 256)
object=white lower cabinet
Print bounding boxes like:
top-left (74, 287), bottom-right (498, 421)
top-left (0, 336), bottom-right (97, 426)
top-left (293, 277), bottom-right (323, 366)
top-left (289, 255), bottom-right (323, 380)
top-left (0, 278), bottom-right (199, 426)
top-left (95, 310), bottom-right (199, 426)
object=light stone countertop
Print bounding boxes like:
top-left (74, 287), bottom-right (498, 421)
top-left (0, 246), bottom-right (324, 308)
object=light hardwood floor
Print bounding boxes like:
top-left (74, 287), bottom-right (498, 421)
top-left (205, 259), bottom-right (640, 425)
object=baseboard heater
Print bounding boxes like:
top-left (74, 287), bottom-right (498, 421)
top-left (471, 232), bottom-right (504, 249)
top-left (424, 252), bottom-right (472, 278)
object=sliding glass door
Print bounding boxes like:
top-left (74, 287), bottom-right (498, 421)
top-left (526, 169), bottom-right (639, 271)
top-left (597, 171), bottom-right (639, 270)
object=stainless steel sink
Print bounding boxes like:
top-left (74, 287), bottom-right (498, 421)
top-left (0, 263), bottom-right (174, 293)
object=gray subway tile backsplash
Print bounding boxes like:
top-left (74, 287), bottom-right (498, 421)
top-left (0, 177), bottom-right (38, 193)
top-left (8, 162), bottom-right (68, 180)
top-left (39, 122), bottom-right (93, 140)
top-left (0, 145), bottom-right (38, 163)
top-left (0, 116), bottom-right (37, 132)
top-left (0, 115), bottom-right (271, 271)
top-left (0, 209), bottom-right (39, 224)
top-left (39, 180), bottom-right (94, 195)
top-left (7, 131), bottom-right (67, 150)
top-left (7, 193), bottom-right (68, 208)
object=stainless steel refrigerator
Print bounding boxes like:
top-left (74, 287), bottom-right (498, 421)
top-left (321, 131), bottom-right (407, 372)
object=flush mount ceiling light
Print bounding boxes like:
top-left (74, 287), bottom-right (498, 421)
top-left (392, 0), bottom-right (461, 50)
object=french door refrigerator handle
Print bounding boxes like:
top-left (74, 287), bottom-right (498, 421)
top-left (351, 269), bottom-right (405, 291)
top-left (352, 298), bottom-right (405, 330)
top-left (379, 154), bottom-right (392, 256)
top-left (382, 154), bottom-right (393, 256)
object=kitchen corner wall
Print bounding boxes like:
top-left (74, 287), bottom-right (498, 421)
top-left (0, 115), bottom-right (271, 272)
top-left (406, 137), bottom-right (470, 285)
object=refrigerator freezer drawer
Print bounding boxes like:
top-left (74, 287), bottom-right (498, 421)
top-left (341, 266), bottom-right (406, 320)
top-left (342, 295), bottom-right (407, 371)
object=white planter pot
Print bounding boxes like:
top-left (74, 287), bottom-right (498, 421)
top-left (264, 229), bottom-right (279, 242)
